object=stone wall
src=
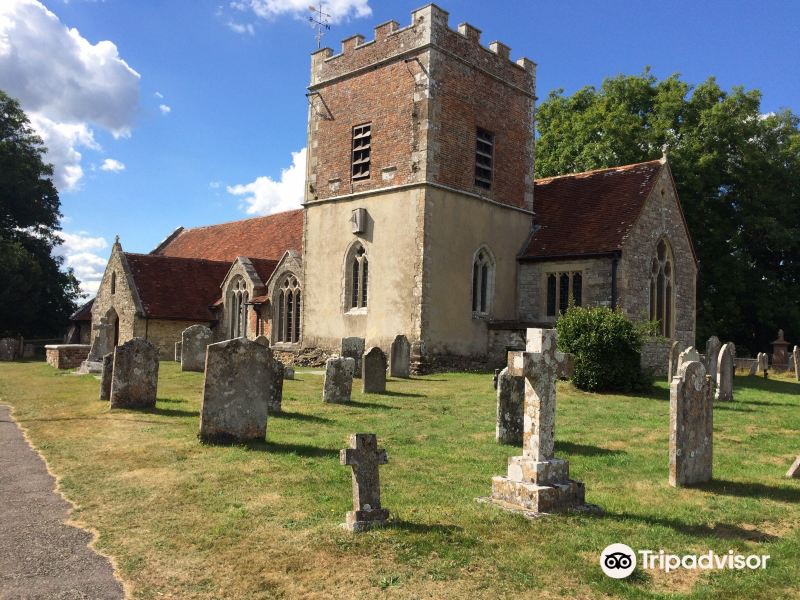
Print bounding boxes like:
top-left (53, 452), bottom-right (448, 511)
top-left (90, 245), bottom-right (140, 349)
top-left (145, 319), bottom-right (206, 359)
top-left (487, 327), bottom-right (526, 369)
top-left (45, 344), bottom-right (90, 369)
top-left (640, 338), bottom-right (671, 377)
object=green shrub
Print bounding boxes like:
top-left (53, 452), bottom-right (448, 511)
top-left (556, 306), bottom-right (650, 392)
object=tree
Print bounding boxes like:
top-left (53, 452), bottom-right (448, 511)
top-left (0, 90), bottom-right (81, 338)
top-left (536, 70), bottom-right (800, 355)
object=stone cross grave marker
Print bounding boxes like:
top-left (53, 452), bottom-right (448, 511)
top-left (496, 367), bottom-right (524, 445)
top-left (110, 338), bottom-right (159, 409)
top-left (389, 335), bottom-right (411, 378)
top-left (669, 361), bottom-right (713, 487)
top-left (87, 318), bottom-right (114, 362)
top-left (341, 337), bottom-right (365, 378)
top-left (99, 352), bottom-right (113, 401)
top-left (323, 357), bottom-right (355, 403)
top-left (489, 329), bottom-right (586, 514)
top-left (715, 343), bottom-right (734, 402)
top-left (181, 324), bottom-right (213, 372)
top-left (362, 347), bottom-right (387, 393)
top-left (339, 433), bottom-right (389, 532)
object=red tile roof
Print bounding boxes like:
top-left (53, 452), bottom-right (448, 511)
top-left (248, 258), bottom-right (279, 285)
top-left (520, 160), bottom-right (664, 260)
top-left (152, 209), bottom-right (303, 262)
top-left (124, 253), bottom-right (231, 320)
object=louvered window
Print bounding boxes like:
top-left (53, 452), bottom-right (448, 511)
top-left (475, 128), bottom-right (494, 189)
top-left (352, 123), bottom-right (371, 180)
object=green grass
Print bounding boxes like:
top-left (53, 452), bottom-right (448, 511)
top-left (0, 360), bottom-right (798, 599)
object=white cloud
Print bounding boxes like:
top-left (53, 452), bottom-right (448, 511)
top-left (209, 180), bottom-right (222, 189)
top-left (228, 148), bottom-right (305, 215)
top-left (53, 231), bottom-right (109, 295)
top-left (100, 158), bottom-right (125, 172)
top-left (154, 91), bottom-right (164, 99)
top-left (0, 0), bottom-right (140, 190)
top-left (159, 103), bottom-right (171, 114)
top-left (227, 20), bottom-right (255, 35)
top-left (234, 0), bottom-right (371, 24)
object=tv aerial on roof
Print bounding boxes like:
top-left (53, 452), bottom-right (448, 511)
top-left (309, 3), bottom-right (331, 49)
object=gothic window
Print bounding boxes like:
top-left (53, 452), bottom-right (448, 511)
top-left (472, 247), bottom-right (494, 316)
top-left (546, 271), bottom-right (583, 317)
top-left (228, 276), bottom-right (248, 339)
top-left (275, 275), bottom-right (301, 344)
top-left (352, 123), bottom-right (371, 180)
top-left (110, 272), bottom-right (116, 295)
top-left (347, 243), bottom-right (368, 311)
top-left (475, 128), bottom-right (494, 189)
top-left (649, 238), bottom-right (674, 336)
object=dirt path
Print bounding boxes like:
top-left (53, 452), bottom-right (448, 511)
top-left (0, 404), bottom-right (124, 600)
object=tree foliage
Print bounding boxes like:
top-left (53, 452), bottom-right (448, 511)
top-left (536, 70), bottom-right (800, 355)
top-left (0, 90), bottom-right (81, 337)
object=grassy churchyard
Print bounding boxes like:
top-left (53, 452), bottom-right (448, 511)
top-left (0, 360), bottom-right (798, 599)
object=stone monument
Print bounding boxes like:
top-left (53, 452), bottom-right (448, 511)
top-left (669, 361), bottom-right (713, 486)
top-left (323, 357), bottom-right (355, 404)
top-left (339, 433), bottom-right (389, 532)
top-left (389, 335), bottom-right (411, 378)
top-left (181, 324), bottom-right (213, 372)
top-left (362, 347), bottom-right (387, 393)
top-left (109, 338), bottom-right (159, 409)
top-left (705, 336), bottom-right (722, 385)
top-left (715, 343), bottom-right (734, 402)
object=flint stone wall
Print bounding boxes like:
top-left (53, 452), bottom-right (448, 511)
top-left (640, 338), bottom-right (671, 377)
top-left (45, 344), bottom-right (90, 369)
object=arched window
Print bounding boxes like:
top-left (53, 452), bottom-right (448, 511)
top-left (275, 275), bottom-right (301, 343)
top-left (347, 243), bottom-right (368, 310)
top-left (649, 238), bottom-right (674, 336)
top-left (228, 277), bottom-right (248, 339)
top-left (110, 272), bottom-right (116, 295)
top-left (472, 247), bottom-right (495, 316)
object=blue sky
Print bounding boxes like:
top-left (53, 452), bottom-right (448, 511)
top-left (1, 0), bottom-right (798, 295)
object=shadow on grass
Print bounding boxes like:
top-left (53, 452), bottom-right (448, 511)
top-left (714, 403), bottom-right (754, 412)
top-left (146, 405), bottom-right (200, 418)
top-left (596, 510), bottom-right (780, 542)
top-left (348, 400), bottom-right (400, 410)
top-left (696, 479), bottom-right (800, 503)
top-left (247, 440), bottom-right (339, 458)
top-left (379, 390), bottom-right (426, 398)
top-left (388, 520), bottom-right (464, 535)
top-left (157, 397), bottom-right (189, 404)
top-left (271, 410), bottom-right (331, 423)
top-left (735, 399), bottom-right (797, 408)
top-left (555, 441), bottom-right (626, 456)
top-left (735, 376), bottom-right (800, 396)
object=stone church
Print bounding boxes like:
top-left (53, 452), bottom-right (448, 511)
top-left (76, 4), bottom-right (697, 371)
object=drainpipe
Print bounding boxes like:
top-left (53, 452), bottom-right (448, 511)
top-left (611, 252), bottom-right (621, 309)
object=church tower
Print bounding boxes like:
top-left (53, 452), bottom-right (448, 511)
top-left (301, 4), bottom-right (536, 368)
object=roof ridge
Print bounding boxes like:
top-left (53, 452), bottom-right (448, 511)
top-left (124, 252), bottom-right (233, 266)
top-left (535, 159), bottom-right (662, 183)
top-left (177, 208), bottom-right (303, 233)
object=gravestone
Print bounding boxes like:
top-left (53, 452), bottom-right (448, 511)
top-left (667, 340), bottom-right (682, 382)
top-left (284, 366), bottom-right (295, 380)
top-left (757, 352), bottom-right (769, 373)
top-left (255, 335), bottom-right (270, 347)
top-left (496, 367), bottom-right (524, 445)
top-left (362, 347), bottom-right (387, 393)
top-left (341, 337), bottom-right (365, 378)
top-left (748, 360), bottom-right (757, 376)
top-left (86, 317), bottom-right (114, 363)
top-left (110, 338), bottom-right (159, 409)
top-left (669, 361), bottom-right (713, 487)
top-left (489, 329), bottom-right (586, 514)
top-left (174, 341), bottom-right (182, 362)
top-left (0, 337), bottom-right (17, 361)
top-left (199, 338), bottom-right (273, 442)
top-left (181, 324), bottom-right (213, 372)
top-left (787, 456), bottom-right (800, 478)
top-left (389, 335), bottom-right (411, 378)
top-left (555, 351), bottom-right (575, 380)
top-left (715, 343), bottom-right (734, 402)
top-left (705, 336), bottom-right (722, 385)
top-left (99, 352), bottom-right (113, 401)
top-left (771, 329), bottom-right (790, 368)
top-left (794, 346), bottom-right (799, 382)
top-left (677, 346), bottom-right (700, 375)
top-left (269, 360), bottom-right (284, 413)
top-left (339, 433), bottom-right (389, 532)
top-left (323, 357), bottom-right (355, 404)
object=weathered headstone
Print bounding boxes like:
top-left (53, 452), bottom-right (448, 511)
top-left (667, 340), bottom-right (682, 382)
top-left (181, 324), bottom-right (213, 372)
top-left (269, 360), bottom-right (284, 413)
top-left (339, 433), bottom-right (389, 532)
top-left (496, 367), bottom-right (524, 445)
top-left (794, 346), bottom-right (799, 382)
top-left (110, 338), bottom-right (159, 409)
top-left (254, 335), bottom-right (270, 347)
top-left (99, 352), bottom-right (113, 401)
top-left (748, 360), bottom-right (757, 376)
top-left (323, 357), bottom-right (355, 404)
top-left (677, 346), bottom-right (700, 375)
top-left (757, 352), bottom-right (769, 374)
top-left (199, 338), bottom-right (273, 442)
top-left (489, 329), bottom-right (586, 514)
top-left (362, 347), bottom-right (387, 393)
top-left (771, 329), bottom-right (790, 368)
top-left (555, 351), bottom-right (575, 380)
top-left (86, 317), bottom-right (114, 363)
top-left (715, 343), bottom-right (734, 402)
top-left (174, 341), bottom-right (182, 362)
top-left (0, 337), bottom-right (18, 361)
top-left (669, 361), bottom-right (713, 487)
top-left (389, 335), bottom-right (411, 378)
top-left (341, 337), bottom-right (365, 378)
top-left (284, 366), bottom-right (295, 380)
top-left (787, 456), bottom-right (800, 478)
top-left (705, 336), bottom-right (722, 385)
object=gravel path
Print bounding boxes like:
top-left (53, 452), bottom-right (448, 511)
top-left (0, 404), bottom-right (124, 599)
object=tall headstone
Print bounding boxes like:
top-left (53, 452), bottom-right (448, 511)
top-left (174, 341), bottom-right (182, 362)
top-left (323, 357), bottom-right (355, 404)
top-left (669, 361), bottom-right (713, 487)
top-left (110, 338), bottom-right (159, 409)
top-left (199, 338), bottom-right (273, 442)
top-left (341, 337), bottom-right (365, 378)
top-left (389, 335), bottom-right (411, 378)
top-left (667, 340), bottom-right (682, 382)
top-left (339, 433), bottom-right (389, 532)
top-left (181, 324), bottom-right (213, 372)
top-left (0, 337), bottom-right (17, 361)
top-left (489, 329), bottom-right (586, 514)
top-left (705, 336), bottom-right (722, 385)
top-left (677, 346), bottom-right (700, 375)
top-left (787, 456), bottom-right (800, 479)
top-left (794, 346), bottom-right (800, 382)
top-left (715, 343), bottom-right (734, 402)
top-left (362, 347), bottom-right (387, 393)
top-left (269, 360), bottom-right (284, 413)
top-left (771, 329), bottom-right (790, 369)
top-left (496, 367), bottom-right (524, 445)
top-left (99, 352), bottom-right (113, 401)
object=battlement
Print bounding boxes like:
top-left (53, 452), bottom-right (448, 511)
top-left (310, 3), bottom-right (535, 89)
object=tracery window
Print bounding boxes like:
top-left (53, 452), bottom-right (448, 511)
top-left (347, 243), bottom-right (368, 310)
top-left (229, 276), bottom-right (248, 339)
top-left (649, 238), bottom-right (674, 336)
top-left (546, 271), bottom-right (583, 317)
top-left (472, 247), bottom-right (495, 316)
top-left (276, 275), bottom-right (301, 343)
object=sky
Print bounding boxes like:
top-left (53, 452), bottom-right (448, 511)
top-left (1, 0), bottom-right (798, 296)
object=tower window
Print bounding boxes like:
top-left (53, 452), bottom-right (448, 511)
top-left (471, 247), bottom-right (495, 316)
top-left (352, 123), bottom-right (371, 180)
top-left (475, 128), bottom-right (494, 189)
top-left (347, 243), bottom-right (368, 310)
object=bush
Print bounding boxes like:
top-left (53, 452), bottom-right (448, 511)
top-left (556, 306), bottom-right (650, 392)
